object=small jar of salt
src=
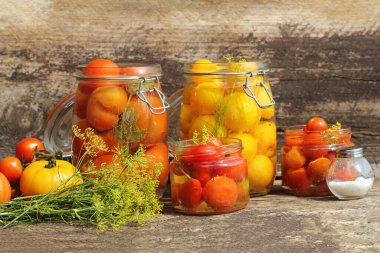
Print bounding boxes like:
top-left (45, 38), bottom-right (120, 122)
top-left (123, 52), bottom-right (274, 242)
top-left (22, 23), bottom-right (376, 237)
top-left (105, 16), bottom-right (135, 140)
top-left (326, 147), bottom-right (374, 200)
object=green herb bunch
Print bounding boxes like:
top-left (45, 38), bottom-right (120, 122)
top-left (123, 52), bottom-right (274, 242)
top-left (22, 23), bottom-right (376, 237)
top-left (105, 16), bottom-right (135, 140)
top-left (0, 108), bottom-right (163, 231)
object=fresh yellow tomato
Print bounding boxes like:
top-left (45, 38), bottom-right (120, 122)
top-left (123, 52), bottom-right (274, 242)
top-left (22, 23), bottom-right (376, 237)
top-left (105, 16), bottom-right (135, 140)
top-left (20, 160), bottom-right (83, 196)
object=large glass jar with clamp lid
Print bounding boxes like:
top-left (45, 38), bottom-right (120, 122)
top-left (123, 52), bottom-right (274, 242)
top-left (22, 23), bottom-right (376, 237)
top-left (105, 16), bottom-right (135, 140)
top-left (72, 59), bottom-right (170, 197)
top-left (173, 59), bottom-right (276, 196)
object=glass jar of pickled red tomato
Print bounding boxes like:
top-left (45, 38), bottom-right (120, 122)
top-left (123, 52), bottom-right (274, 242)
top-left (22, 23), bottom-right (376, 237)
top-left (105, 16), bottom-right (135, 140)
top-left (170, 138), bottom-right (249, 214)
top-left (177, 59), bottom-right (276, 196)
top-left (281, 125), bottom-right (353, 196)
top-left (72, 60), bottom-right (170, 197)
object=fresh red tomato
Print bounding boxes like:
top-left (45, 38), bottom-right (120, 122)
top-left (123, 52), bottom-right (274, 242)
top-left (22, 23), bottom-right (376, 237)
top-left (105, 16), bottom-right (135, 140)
top-left (15, 138), bottom-right (44, 164)
top-left (0, 172), bottom-right (11, 202)
top-left (83, 59), bottom-right (120, 77)
top-left (304, 117), bottom-right (329, 132)
top-left (0, 156), bottom-right (23, 182)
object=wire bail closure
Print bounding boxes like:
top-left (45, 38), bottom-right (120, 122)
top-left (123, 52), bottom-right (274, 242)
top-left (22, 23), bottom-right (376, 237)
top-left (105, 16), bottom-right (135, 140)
top-left (136, 76), bottom-right (170, 115)
top-left (243, 71), bottom-right (275, 109)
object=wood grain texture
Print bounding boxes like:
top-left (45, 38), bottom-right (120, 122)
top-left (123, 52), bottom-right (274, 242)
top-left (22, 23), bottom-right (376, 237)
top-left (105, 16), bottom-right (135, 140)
top-left (0, 179), bottom-right (379, 253)
top-left (0, 0), bottom-right (379, 161)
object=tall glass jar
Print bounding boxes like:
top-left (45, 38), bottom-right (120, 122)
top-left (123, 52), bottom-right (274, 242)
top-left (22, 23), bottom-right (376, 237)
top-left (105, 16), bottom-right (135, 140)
top-left (170, 138), bottom-right (249, 214)
top-left (72, 61), bottom-right (170, 197)
top-left (281, 125), bottom-right (353, 196)
top-left (179, 59), bottom-right (276, 196)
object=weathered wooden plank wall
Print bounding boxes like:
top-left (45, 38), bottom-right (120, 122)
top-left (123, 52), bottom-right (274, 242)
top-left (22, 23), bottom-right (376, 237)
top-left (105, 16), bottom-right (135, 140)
top-left (0, 0), bottom-right (379, 162)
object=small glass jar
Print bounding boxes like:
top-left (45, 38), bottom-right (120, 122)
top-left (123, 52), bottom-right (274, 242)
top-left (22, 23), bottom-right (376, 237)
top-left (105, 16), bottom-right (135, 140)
top-left (327, 147), bottom-right (374, 200)
top-left (72, 62), bottom-right (170, 197)
top-left (177, 59), bottom-right (276, 196)
top-left (170, 138), bottom-right (249, 214)
top-left (281, 125), bottom-right (353, 196)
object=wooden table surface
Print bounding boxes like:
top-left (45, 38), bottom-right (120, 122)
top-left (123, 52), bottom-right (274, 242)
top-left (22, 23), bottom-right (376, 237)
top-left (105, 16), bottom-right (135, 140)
top-left (0, 178), bottom-right (379, 253)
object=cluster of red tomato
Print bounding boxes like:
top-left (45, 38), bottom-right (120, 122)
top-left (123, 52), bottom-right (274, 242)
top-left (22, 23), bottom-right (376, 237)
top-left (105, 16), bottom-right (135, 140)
top-left (170, 138), bottom-right (249, 214)
top-left (72, 59), bottom-right (169, 191)
top-left (0, 138), bottom-right (44, 202)
top-left (281, 117), bottom-right (353, 196)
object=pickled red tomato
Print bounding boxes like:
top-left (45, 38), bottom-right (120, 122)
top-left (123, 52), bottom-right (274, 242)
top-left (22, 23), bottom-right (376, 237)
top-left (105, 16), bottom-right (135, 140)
top-left (284, 167), bottom-right (311, 195)
top-left (223, 92), bottom-right (261, 132)
top-left (178, 179), bottom-right (203, 208)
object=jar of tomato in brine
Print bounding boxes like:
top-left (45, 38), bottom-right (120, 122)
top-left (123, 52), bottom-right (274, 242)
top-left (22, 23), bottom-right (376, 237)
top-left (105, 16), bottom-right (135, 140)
top-left (179, 59), bottom-right (276, 196)
top-left (72, 59), bottom-right (170, 197)
top-left (170, 138), bottom-right (249, 214)
top-left (281, 125), bottom-right (353, 196)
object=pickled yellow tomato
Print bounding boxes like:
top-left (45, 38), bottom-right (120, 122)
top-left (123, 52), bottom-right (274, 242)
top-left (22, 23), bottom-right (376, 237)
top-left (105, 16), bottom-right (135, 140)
top-left (223, 92), bottom-right (261, 132)
top-left (191, 59), bottom-right (218, 84)
top-left (228, 132), bottom-right (258, 161)
top-left (190, 81), bottom-right (224, 115)
top-left (253, 82), bottom-right (274, 119)
top-left (183, 85), bottom-right (195, 105)
top-left (248, 154), bottom-right (275, 190)
top-left (188, 115), bottom-right (227, 138)
top-left (180, 104), bottom-right (193, 134)
top-left (253, 121), bottom-right (276, 157)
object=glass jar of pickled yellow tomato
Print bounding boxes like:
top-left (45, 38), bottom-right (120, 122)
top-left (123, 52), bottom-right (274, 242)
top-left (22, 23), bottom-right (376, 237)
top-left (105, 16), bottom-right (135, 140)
top-left (72, 59), bottom-right (170, 197)
top-left (178, 59), bottom-right (276, 196)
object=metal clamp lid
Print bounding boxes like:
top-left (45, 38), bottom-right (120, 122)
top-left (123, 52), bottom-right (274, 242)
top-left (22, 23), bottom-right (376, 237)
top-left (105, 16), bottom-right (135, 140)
top-left (136, 76), bottom-right (170, 114)
top-left (242, 71), bottom-right (275, 109)
top-left (336, 147), bottom-right (364, 158)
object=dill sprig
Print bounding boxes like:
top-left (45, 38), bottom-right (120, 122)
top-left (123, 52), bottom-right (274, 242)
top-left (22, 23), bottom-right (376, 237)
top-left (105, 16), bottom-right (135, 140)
top-left (0, 93), bottom-right (164, 231)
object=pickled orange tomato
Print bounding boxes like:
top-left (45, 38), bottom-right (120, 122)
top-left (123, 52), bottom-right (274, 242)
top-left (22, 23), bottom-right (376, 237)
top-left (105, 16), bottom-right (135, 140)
top-left (284, 167), bottom-right (311, 194)
top-left (284, 146), bottom-right (306, 169)
top-left (307, 157), bottom-right (331, 183)
top-left (87, 86), bottom-right (128, 131)
top-left (253, 121), bottom-right (277, 157)
top-left (227, 132), bottom-right (257, 161)
top-left (182, 85), bottom-right (195, 105)
top-left (74, 89), bottom-right (90, 119)
top-left (203, 176), bottom-right (238, 210)
top-left (248, 155), bottom-right (275, 190)
top-left (145, 143), bottom-right (169, 187)
top-left (180, 104), bottom-right (193, 135)
top-left (83, 59), bottom-right (120, 77)
top-left (253, 82), bottom-right (275, 120)
top-left (188, 115), bottom-right (227, 139)
top-left (223, 92), bottom-right (261, 132)
top-left (190, 81), bottom-right (224, 115)
top-left (236, 178), bottom-right (250, 202)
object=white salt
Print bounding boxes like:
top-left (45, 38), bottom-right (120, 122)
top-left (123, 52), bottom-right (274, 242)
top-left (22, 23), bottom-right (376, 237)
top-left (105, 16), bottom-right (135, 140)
top-left (328, 177), bottom-right (374, 199)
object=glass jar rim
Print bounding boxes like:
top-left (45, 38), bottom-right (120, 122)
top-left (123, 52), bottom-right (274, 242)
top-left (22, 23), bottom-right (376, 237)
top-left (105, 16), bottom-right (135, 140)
top-left (184, 60), bottom-right (268, 75)
top-left (75, 62), bottom-right (162, 80)
top-left (172, 138), bottom-right (242, 157)
top-left (284, 125), bottom-right (352, 135)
